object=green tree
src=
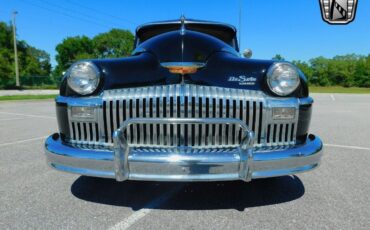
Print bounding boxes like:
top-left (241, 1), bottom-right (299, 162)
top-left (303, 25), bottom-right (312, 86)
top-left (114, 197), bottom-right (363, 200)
top-left (272, 54), bottom-right (285, 61)
top-left (54, 36), bottom-right (94, 76)
top-left (0, 22), bottom-right (15, 87)
top-left (309, 57), bottom-right (331, 86)
top-left (293, 60), bottom-right (313, 84)
top-left (0, 21), bottom-right (51, 88)
top-left (354, 55), bottom-right (370, 87)
top-left (54, 29), bottom-right (134, 76)
top-left (93, 29), bottom-right (134, 58)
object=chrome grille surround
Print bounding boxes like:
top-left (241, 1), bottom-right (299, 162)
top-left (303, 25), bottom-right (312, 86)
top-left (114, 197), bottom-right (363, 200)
top-left (63, 84), bottom-right (299, 149)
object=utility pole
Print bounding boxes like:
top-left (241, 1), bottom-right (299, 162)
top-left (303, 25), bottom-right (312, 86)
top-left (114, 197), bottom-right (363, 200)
top-left (12, 11), bottom-right (20, 88)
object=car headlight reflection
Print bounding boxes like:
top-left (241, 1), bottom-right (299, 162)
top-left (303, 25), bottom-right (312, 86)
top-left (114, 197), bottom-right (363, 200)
top-left (267, 63), bottom-right (300, 96)
top-left (67, 62), bottom-right (100, 95)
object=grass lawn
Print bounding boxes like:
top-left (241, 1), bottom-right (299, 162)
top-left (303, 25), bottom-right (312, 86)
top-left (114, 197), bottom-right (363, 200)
top-left (0, 94), bottom-right (57, 101)
top-left (310, 86), bottom-right (370, 94)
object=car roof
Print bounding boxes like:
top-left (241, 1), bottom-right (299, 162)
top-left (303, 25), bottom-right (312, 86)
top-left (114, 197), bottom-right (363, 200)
top-left (135, 18), bottom-right (239, 51)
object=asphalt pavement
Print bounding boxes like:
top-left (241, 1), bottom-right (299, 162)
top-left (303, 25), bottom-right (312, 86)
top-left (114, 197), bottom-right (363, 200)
top-left (0, 93), bottom-right (369, 229)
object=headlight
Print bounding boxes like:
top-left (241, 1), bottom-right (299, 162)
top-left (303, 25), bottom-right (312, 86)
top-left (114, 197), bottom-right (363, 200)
top-left (266, 63), bottom-right (300, 96)
top-left (67, 62), bottom-right (100, 95)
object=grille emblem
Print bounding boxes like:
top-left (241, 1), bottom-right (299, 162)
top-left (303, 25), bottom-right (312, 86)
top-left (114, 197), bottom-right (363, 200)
top-left (319, 0), bottom-right (358, 24)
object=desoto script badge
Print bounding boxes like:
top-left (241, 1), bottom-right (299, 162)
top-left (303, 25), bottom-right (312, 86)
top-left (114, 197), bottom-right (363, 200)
top-left (319, 0), bottom-right (358, 24)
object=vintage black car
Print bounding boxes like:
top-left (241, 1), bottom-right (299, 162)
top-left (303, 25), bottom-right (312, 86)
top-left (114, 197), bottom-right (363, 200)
top-left (45, 18), bottom-right (323, 182)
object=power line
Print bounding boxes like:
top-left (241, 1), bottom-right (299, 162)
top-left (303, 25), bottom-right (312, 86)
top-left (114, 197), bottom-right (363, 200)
top-left (21, 0), bottom-right (112, 28)
top-left (18, 0), bottom-right (114, 29)
top-left (65, 0), bottom-right (137, 25)
top-left (34, 0), bottom-right (127, 28)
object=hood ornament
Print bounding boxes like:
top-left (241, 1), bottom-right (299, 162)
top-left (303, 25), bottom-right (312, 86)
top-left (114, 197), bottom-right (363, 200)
top-left (161, 62), bottom-right (205, 75)
top-left (180, 15), bottom-right (186, 35)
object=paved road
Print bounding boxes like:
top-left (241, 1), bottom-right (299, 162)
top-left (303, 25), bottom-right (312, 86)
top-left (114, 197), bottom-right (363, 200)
top-left (0, 94), bottom-right (369, 229)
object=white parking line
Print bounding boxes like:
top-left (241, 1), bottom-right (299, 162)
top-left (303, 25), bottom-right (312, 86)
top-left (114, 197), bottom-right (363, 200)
top-left (330, 94), bottom-right (336, 101)
top-left (0, 118), bottom-right (24, 122)
top-left (109, 186), bottom-right (183, 230)
top-left (0, 136), bottom-right (48, 147)
top-left (0, 112), bottom-right (55, 119)
top-left (325, 143), bottom-right (370, 151)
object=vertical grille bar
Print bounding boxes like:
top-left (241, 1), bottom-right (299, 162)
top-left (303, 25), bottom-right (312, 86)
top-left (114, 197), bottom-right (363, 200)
top-left (255, 100), bottom-right (260, 143)
top-left (235, 96), bottom-right (241, 145)
top-left (106, 100), bottom-right (112, 142)
top-left (281, 123), bottom-right (287, 145)
top-left (145, 88), bottom-right (151, 145)
top-left (71, 122), bottom-right (76, 140)
top-left (232, 99), bottom-right (238, 145)
top-left (193, 87), bottom-right (199, 147)
top-left (68, 109), bottom-right (75, 141)
top-left (152, 88), bottom-right (158, 145)
top-left (247, 100), bottom-right (252, 131)
top-left (205, 86), bottom-right (211, 146)
top-left (227, 89), bottom-right (233, 145)
top-left (77, 123), bottom-right (81, 140)
top-left (167, 86), bottom-right (173, 146)
top-left (132, 97), bottom-right (137, 144)
top-left (257, 101), bottom-right (266, 144)
top-left (179, 85), bottom-right (185, 146)
top-left (138, 89), bottom-right (144, 145)
top-left (269, 123), bottom-right (274, 146)
top-left (110, 100), bottom-right (117, 142)
top-left (159, 87), bottom-right (164, 146)
top-left (220, 97), bottom-right (226, 145)
top-left (201, 87), bottom-right (206, 146)
top-left (188, 87), bottom-right (193, 146)
top-left (241, 100), bottom-right (247, 129)
top-left (286, 123), bottom-right (292, 144)
top-left (118, 100), bottom-right (123, 129)
top-left (126, 98), bottom-right (131, 144)
top-left (86, 122), bottom-right (91, 141)
top-left (292, 117), bottom-right (298, 144)
top-left (112, 98), bottom-right (117, 138)
top-left (208, 90), bottom-right (216, 145)
top-left (214, 89), bottom-right (220, 145)
top-left (90, 123), bottom-right (94, 143)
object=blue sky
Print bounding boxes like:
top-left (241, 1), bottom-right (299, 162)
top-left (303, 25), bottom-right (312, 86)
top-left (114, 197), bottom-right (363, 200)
top-left (1, 0), bottom-right (369, 67)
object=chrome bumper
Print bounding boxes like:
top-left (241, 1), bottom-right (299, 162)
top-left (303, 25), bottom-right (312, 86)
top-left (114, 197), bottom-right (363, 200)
top-left (45, 118), bottom-right (323, 182)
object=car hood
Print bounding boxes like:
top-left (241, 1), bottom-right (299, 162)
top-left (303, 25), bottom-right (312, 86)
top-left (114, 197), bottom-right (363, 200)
top-left (60, 30), bottom-right (276, 96)
top-left (132, 30), bottom-right (239, 64)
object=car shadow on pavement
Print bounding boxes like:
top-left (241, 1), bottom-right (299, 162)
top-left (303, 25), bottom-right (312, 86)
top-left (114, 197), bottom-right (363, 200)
top-left (71, 175), bottom-right (305, 211)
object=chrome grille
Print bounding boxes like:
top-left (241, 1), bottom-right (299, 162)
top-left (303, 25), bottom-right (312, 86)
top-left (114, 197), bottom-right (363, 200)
top-left (102, 84), bottom-right (266, 148)
top-left (68, 121), bottom-right (100, 145)
top-left (266, 123), bottom-right (295, 146)
top-left (66, 84), bottom-right (298, 148)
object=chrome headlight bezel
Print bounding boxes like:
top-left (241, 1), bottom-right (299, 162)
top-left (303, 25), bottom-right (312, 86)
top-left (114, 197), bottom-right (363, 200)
top-left (266, 62), bottom-right (301, 96)
top-left (67, 61), bottom-right (100, 95)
